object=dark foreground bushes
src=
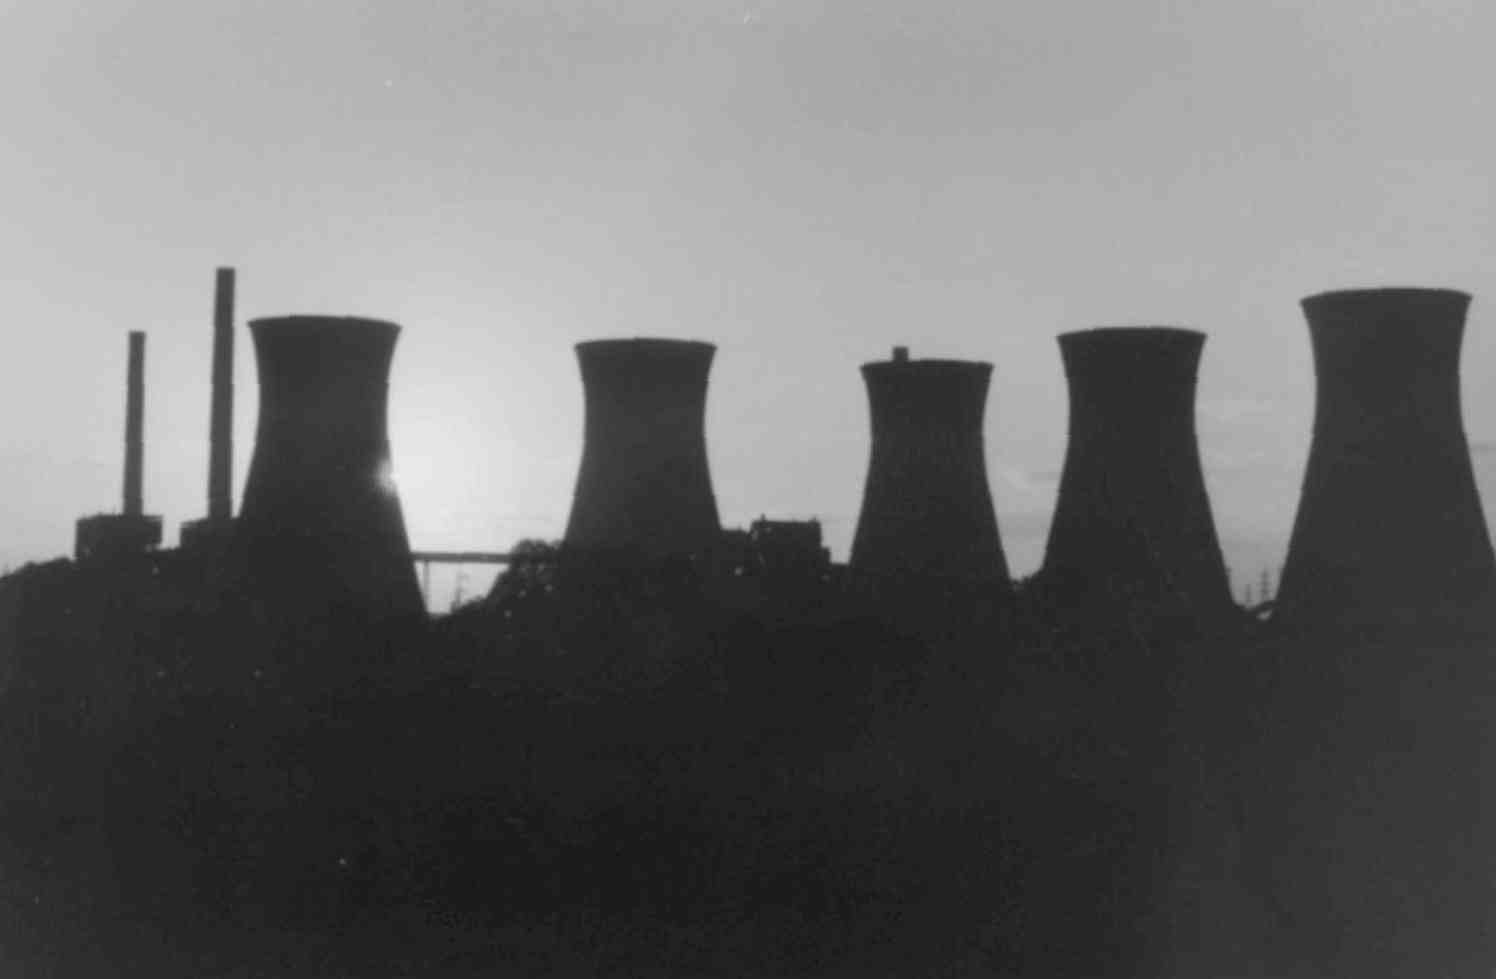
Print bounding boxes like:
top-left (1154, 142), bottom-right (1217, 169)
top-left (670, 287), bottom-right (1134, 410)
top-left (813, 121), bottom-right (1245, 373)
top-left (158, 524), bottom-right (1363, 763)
top-left (0, 557), bottom-right (1407, 977)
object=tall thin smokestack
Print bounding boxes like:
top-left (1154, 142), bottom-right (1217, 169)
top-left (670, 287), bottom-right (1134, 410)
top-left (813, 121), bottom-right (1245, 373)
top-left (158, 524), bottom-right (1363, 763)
top-left (208, 267), bottom-right (234, 520)
top-left (1277, 288), bottom-right (1495, 623)
top-left (563, 338), bottom-right (721, 558)
top-left (850, 349), bottom-right (1009, 584)
top-left (231, 316), bottom-right (423, 619)
top-left (1039, 327), bottom-right (1233, 623)
top-left (123, 331), bottom-right (145, 517)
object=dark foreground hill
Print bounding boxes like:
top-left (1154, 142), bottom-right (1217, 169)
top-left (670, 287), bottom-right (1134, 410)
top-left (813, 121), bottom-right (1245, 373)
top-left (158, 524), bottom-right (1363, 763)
top-left (0, 556), bottom-right (1492, 977)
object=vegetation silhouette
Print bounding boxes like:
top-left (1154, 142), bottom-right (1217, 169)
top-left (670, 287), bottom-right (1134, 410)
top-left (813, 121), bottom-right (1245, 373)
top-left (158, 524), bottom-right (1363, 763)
top-left (1, 533), bottom-right (1494, 978)
top-left (0, 543), bottom-right (1228, 978)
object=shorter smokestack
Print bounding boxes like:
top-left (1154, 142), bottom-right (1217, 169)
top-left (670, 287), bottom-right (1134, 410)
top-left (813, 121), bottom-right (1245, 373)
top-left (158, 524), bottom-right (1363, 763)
top-left (123, 331), bottom-right (145, 517)
top-left (76, 331), bottom-right (161, 562)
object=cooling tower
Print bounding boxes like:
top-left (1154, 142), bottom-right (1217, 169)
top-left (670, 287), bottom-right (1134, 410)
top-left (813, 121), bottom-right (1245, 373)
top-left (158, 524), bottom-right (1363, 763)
top-left (563, 338), bottom-right (721, 559)
top-left (849, 348), bottom-right (1010, 584)
top-left (231, 315), bottom-right (423, 619)
top-left (1040, 327), bottom-right (1233, 621)
top-left (1276, 288), bottom-right (1495, 624)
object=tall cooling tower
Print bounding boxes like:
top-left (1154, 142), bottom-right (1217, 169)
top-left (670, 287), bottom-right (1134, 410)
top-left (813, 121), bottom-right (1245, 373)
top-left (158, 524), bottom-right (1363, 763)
top-left (231, 316), bottom-right (423, 619)
top-left (1040, 327), bottom-right (1233, 620)
top-left (563, 338), bottom-right (722, 559)
top-left (1276, 288), bottom-right (1495, 623)
top-left (849, 348), bottom-right (1010, 584)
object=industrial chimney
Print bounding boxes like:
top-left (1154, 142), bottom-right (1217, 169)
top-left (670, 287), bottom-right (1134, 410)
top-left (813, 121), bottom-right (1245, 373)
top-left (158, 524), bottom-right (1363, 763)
top-left (229, 316), bottom-right (423, 620)
top-left (1038, 327), bottom-right (1233, 624)
top-left (75, 332), bottom-right (162, 561)
top-left (849, 348), bottom-right (1010, 585)
top-left (123, 331), bottom-right (145, 516)
top-left (208, 266), bottom-right (234, 520)
top-left (181, 267), bottom-right (237, 551)
top-left (1276, 288), bottom-right (1495, 624)
top-left (563, 338), bottom-right (721, 560)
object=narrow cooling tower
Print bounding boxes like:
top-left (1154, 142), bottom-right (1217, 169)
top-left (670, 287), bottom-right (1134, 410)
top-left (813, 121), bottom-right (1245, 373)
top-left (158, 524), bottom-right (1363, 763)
top-left (1276, 288), bottom-right (1495, 623)
top-left (231, 316), bottom-right (423, 619)
top-left (1039, 327), bottom-right (1233, 620)
top-left (563, 338), bottom-right (721, 558)
top-left (849, 348), bottom-right (1010, 584)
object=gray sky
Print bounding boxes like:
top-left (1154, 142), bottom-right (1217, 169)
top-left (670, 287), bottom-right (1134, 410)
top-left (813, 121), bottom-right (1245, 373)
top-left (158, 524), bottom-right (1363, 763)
top-left (3, 0), bottom-right (1494, 605)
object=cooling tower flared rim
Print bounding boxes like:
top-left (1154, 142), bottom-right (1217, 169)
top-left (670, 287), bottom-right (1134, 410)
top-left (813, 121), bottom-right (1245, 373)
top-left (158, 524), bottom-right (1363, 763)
top-left (1056, 327), bottom-right (1205, 382)
top-left (1060, 325), bottom-right (1202, 341)
top-left (1303, 286), bottom-right (1471, 303)
top-left (249, 315), bottom-right (402, 337)
top-left (575, 337), bottom-right (716, 356)
top-left (1058, 326), bottom-right (1204, 358)
top-left (1301, 287), bottom-right (1471, 315)
top-left (860, 357), bottom-right (993, 373)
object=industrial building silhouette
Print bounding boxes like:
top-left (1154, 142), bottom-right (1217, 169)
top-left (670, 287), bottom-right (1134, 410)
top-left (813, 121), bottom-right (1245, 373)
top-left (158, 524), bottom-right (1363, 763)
top-left (1038, 327), bottom-right (1234, 626)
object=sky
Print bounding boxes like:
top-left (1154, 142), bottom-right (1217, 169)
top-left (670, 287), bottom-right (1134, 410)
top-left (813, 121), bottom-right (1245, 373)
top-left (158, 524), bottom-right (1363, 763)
top-left (2, 0), bottom-right (1495, 610)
